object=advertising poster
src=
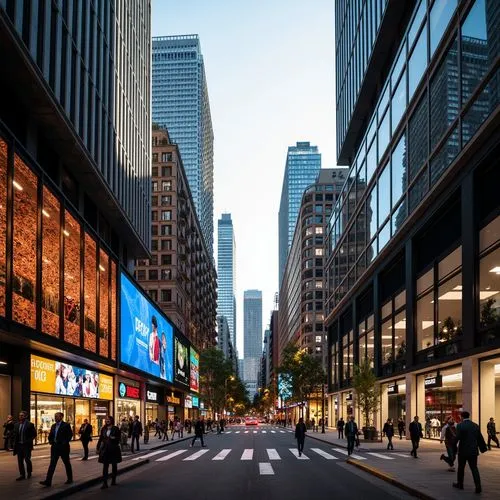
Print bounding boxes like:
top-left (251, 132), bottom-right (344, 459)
top-left (30, 354), bottom-right (113, 399)
top-left (189, 348), bottom-right (199, 393)
top-left (174, 335), bottom-right (189, 386)
top-left (120, 272), bottom-right (174, 382)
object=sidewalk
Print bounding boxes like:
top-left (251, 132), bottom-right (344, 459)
top-left (0, 433), bottom-right (191, 500)
top-left (307, 427), bottom-right (500, 499)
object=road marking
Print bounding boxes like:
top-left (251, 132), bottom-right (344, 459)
top-left (213, 449), bottom-right (231, 461)
top-left (266, 449), bottom-right (281, 460)
top-left (259, 462), bottom-right (275, 475)
top-left (289, 448), bottom-right (309, 460)
top-left (332, 448), bottom-right (366, 460)
top-left (366, 452), bottom-right (394, 460)
top-left (225, 431), bottom-right (232, 434)
top-left (87, 455), bottom-right (100, 460)
top-left (183, 449), bottom-right (210, 461)
top-left (132, 450), bottom-right (168, 460)
top-left (245, 431), bottom-right (249, 434)
top-left (253, 431), bottom-right (258, 434)
top-left (156, 450), bottom-right (188, 461)
top-left (235, 431), bottom-right (240, 434)
top-left (280, 431), bottom-right (286, 433)
top-left (392, 453), bottom-right (412, 458)
top-left (310, 448), bottom-right (338, 460)
top-left (241, 449), bottom-right (253, 460)
top-left (271, 431), bottom-right (276, 434)
top-left (261, 430), bottom-right (267, 434)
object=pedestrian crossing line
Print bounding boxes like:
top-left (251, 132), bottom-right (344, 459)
top-left (392, 453), bottom-right (411, 458)
top-left (225, 431), bottom-right (232, 434)
top-left (332, 448), bottom-right (366, 460)
top-left (213, 449), bottom-right (231, 461)
top-left (244, 431), bottom-right (249, 434)
top-left (156, 450), bottom-right (188, 461)
top-left (289, 448), bottom-right (309, 460)
top-left (262, 430), bottom-right (267, 434)
top-left (366, 452), bottom-right (394, 460)
top-left (280, 431), bottom-right (286, 433)
top-left (241, 449), bottom-right (253, 460)
top-left (183, 449), bottom-right (210, 461)
top-left (253, 430), bottom-right (258, 434)
top-left (235, 431), bottom-right (240, 434)
top-left (132, 450), bottom-right (168, 460)
top-left (259, 462), bottom-right (275, 475)
top-left (87, 455), bottom-right (100, 460)
top-left (271, 431), bottom-right (276, 433)
top-left (266, 448), bottom-right (281, 460)
top-left (310, 448), bottom-right (338, 460)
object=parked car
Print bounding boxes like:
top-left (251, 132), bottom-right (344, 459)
top-left (245, 417), bottom-right (258, 426)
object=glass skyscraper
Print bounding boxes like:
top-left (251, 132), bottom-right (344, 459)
top-left (152, 35), bottom-right (214, 255)
top-left (243, 290), bottom-right (262, 395)
top-left (278, 142), bottom-right (321, 284)
top-left (217, 213), bottom-right (236, 347)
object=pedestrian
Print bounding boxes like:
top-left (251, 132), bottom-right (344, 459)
top-left (295, 417), bottom-right (307, 457)
top-left (206, 418), bottom-right (212, 433)
top-left (3, 414), bottom-right (15, 451)
top-left (397, 417), bottom-right (405, 440)
top-left (453, 411), bottom-right (487, 494)
top-left (440, 417), bottom-right (457, 471)
top-left (97, 415), bottom-right (122, 489)
top-left (175, 418), bottom-right (183, 438)
top-left (39, 412), bottom-right (73, 487)
top-left (154, 418), bottom-right (160, 438)
top-left (345, 416), bottom-right (358, 456)
top-left (130, 415), bottom-right (142, 453)
top-left (337, 417), bottom-right (345, 439)
top-left (383, 418), bottom-right (395, 450)
top-left (119, 418), bottom-right (129, 450)
top-left (191, 417), bottom-right (206, 447)
top-left (425, 417), bottom-right (432, 439)
top-left (12, 410), bottom-right (36, 481)
top-left (486, 417), bottom-right (499, 450)
top-left (144, 420), bottom-right (150, 444)
top-left (162, 420), bottom-right (169, 441)
top-left (78, 418), bottom-right (93, 460)
top-left (220, 418), bottom-right (226, 433)
top-left (409, 415), bottom-right (423, 458)
top-left (311, 418), bottom-right (316, 432)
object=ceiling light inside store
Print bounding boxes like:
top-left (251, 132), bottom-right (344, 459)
top-left (394, 320), bottom-right (406, 329)
top-left (63, 230), bottom-right (70, 237)
top-left (438, 290), bottom-right (462, 300)
top-left (381, 335), bottom-right (393, 339)
top-left (489, 266), bottom-right (500, 274)
top-left (42, 209), bottom-right (50, 218)
top-left (12, 180), bottom-right (23, 191)
top-left (99, 265), bottom-right (105, 272)
top-left (480, 291), bottom-right (499, 300)
top-left (422, 321), bottom-right (434, 330)
top-left (0, 361), bottom-right (7, 365)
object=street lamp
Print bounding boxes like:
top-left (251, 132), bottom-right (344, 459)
top-left (223, 375), bottom-right (235, 418)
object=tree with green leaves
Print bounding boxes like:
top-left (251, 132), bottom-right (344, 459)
top-left (352, 360), bottom-right (380, 430)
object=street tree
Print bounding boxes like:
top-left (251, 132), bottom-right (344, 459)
top-left (352, 359), bottom-right (380, 436)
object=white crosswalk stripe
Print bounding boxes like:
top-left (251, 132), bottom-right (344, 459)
top-left (366, 452), bottom-right (394, 460)
top-left (310, 448), bottom-right (338, 460)
top-left (156, 450), bottom-right (188, 461)
top-left (244, 431), bottom-right (249, 434)
top-left (261, 430), bottom-right (267, 434)
top-left (392, 453), bottom-right (412, 458)
top-left (225, 431), bottom-right (232, 434)
top-left (271, 431), bottom-right (276, 433)
top-left (132, 450), bottom-right (168, 460)
top-left (289, 448), bottom-right (309, 460)
top-left (280, 431), bottom-right (286, 433)
top-left (241, 449), bottom-right (253, 460)
top-left (253, 430), bottom-right (258, 434)
top-left (332, 448), bottom-right (366, 460)
top-left (259, 462), bottom-right (274, 475)
top-left (266, 449), bottom-right (281, 460)
top-left (235, 431), bottom-right (240, 434)
top-left (184, 449), bottom-right (210, 461)
top-left (213, 449), bottom-right (231, 461)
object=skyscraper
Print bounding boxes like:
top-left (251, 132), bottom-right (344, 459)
top-left (278, 142), bottom-right (321, 284)
top-left (152, 35), bottom-right (214, 255)
top-left (217, 214), bottom-right (236, 346)
top-left (243, 290), bottom-right (262, 395)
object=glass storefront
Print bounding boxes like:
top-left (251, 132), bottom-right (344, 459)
top-left (116, 399), bottom-right (141, 422)
top-left (419, 366), bottom-right (462, 439)
top-left (145, 403), bottom-right (158, 423)
top-left (479, 356), bottom-right (500, 435)
top-left (387, 380), bottom-right (406, 422)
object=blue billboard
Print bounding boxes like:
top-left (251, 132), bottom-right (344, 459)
top-left (120, 272), bottom-right (173, 382)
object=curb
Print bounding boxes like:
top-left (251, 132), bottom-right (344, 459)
top-left (346, 458), bottom-right (437, 500)
top-left (40, 459), bottom-right (150, 500)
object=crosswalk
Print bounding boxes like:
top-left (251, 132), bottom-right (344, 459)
top-left (218, 429), bottom-right (292, 435)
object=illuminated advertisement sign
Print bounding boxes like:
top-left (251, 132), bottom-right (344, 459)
top-left (120, 272), bottom-right (173, 382)
top-left (174, 335), bottom-right (189, 386)
top-left (192, 396), bottom-right (199, 408)
top-left (30, 354), bottom-right (113, 400)
top-left (189, 348), bottom-right (199, 393)
top-left (185, 394), bottom-right (193, 409)
top-left (118, 382), bottom-right (140, 399)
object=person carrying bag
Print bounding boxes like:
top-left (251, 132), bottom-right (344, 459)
top-left (97, 416), bottom-right (122, 489)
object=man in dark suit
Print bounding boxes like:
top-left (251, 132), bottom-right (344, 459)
top-left (345, 416), bottom-right (358, 456)
top-left (78, 418), bottom-right (93, 460)
top-left (12, 410), bottom-right (36, 481)
top-left (295, 417), bottom-right (307, 456)
top-left (130, 415), bottom-right (143, 453)
top-left (409, 416), bottom-right (423, 458)
top-left (40, 412), bottom-right (73, 487)
top-left (453, 411), bottom-right (487, 494)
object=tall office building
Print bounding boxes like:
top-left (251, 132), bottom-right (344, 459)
top-left (217, 214), bottom-right (236, 346)
top-left (0, 1), bottom-right (152, 430)
top-left (152, 35), bottom-right (214, 255)
top-left (278, 142), bottom-right (321, 284)
top-left (243, 290), bottom-right (263, 394)
top-left (326, 0), bottom-right (500, 434)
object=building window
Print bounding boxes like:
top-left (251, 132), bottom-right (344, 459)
top-left (137, 270), bottom-right (146, 281)
top-left (149, 289), bottom-right (158, 302)
top-left (152, 154), bottom-right (158, 164)
top-left (161, 224), bottom-right (172, 236)
top-left (151, 211), bottom-right (158, 222)
top-left (358, 315), bottom-right (374, 367)
top-left (161, 152), bottom-right (172, 162)
top-left (381, 290), bottom-right (406, 369)
top-left (161, 195), bottom-right (171, 206)
top-left (162, 180), bottom-right (172, 191)
top-left (151, 225), bottom-right (158, 236)
top-left (99, 249), bottom-right (109, 355)
top-left (161, 239), bottom-right (172, 251)
top-left (149, 270), bottom-right (158, 281)
top-left (151, 240), bottom-right (158, 251)
top-left (161, 166), bottom-right (172, 176)
top-left (161, 269), bottom-right (172, 280)
top-left (161, 254), bottom-right (172, 266)
top-left (161, 210), bottom-right (172, 221)
top-left (84, 234), bottom-right (97, 352)
top-left (161, 289), bottom-right (171, 302)
top-left (0, 139), bottom-right (6, 317)
top-left (152, 181), bottom-right (158, 192)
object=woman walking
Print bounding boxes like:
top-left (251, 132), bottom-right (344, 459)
top-left (97, 416), bottom-right (122, 489)
top-left (397, 417), bottom-right (405, 439)
top-left (383, 418), bottom-right (395, 450)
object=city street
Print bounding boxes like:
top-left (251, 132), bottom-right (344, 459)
top-left (71, 425), bottom-right (412, 500)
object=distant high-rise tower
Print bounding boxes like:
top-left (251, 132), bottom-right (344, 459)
top-left (152, 35), bottom-right (214, 255)
top-left (217, 214), bottom-right (236, 346)
top-left (243, 290), bottom-right (262, 395)
top-left (278, 142), bottom-right (321, 284)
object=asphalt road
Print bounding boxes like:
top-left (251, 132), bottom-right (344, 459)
top-left (72, 425), bottom-right (414, 500)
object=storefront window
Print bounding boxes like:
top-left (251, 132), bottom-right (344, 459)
top-left (12, 155), bottom-right (37, 328)
top-left (84, 234), bottom-right (97, 352)
top-left (64, 211), bottom-right (81, 346)
top-left (417, 291), bottom-right (434, 350)
top-left (0, 138), bottom-right (7, 317)
top-left (386, 380), bottom-right (406, 423)
top-left (41, 188), bottom-right (61, 337)
top-left (358, 316), bottom-right (374, 367)
top-left (34, 395), bottom-right (64, 444)
top-left (99, 249), bottom-right (109, 356)
top-left (116, 399), bottom-right (140, 422)
top-left (381, 290), bottom-right (407, 369)
top-left (437, 272), bottom-right (462, 341)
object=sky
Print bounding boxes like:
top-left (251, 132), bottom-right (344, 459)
top-left (151, 0), bottom-right (336, 357)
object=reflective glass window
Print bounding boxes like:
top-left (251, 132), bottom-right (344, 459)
top-left (84, 234), bottom-right (97, 352)
top-left (378, 109), bottom-right (391, 160)
top-left (366, 139), bottom-right (377, 183)
top-left (0, 139), bottom-right (7, 317)
top-left (379, 84), bottom-right (390, 116)
top-left (408, 92), bottom-right (428, 182)
top-left (408, 0), bottom-right (426, 50)
top-left (41, 188), bottom-right (61, 337)
top-left (110, 260), bottom-right (117, 361)
top-left (391, 43), bottom-right (406, 90)
top-left (378, 162), bottom-right (391, 224)
top-left (430, 126), bottom-right (459, 185)
top-left (417, 291), bottom-right (434, 350)
top-left (409, 167), bottom-right (429, 213)
top-left (392, 199), bottom-right (407, 235)
top-left (13, 155), bottom-right (37, 328)
top-left (408, 26), bottom-right (428, 101)
top-left (429, 0), bottom-right (457, 58)
top-left (367, 186), bottom-right (378, 240)
top-left (64, 211), bottom-right (81, 346)
top-left (437, 273), bottom-right (462, 341)
top-left (391, 72), bottom-right (407, 134)
top-left (391, 133), bottom-right (407, 207)
top-left (379, 220), bottom-right (390, 251)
